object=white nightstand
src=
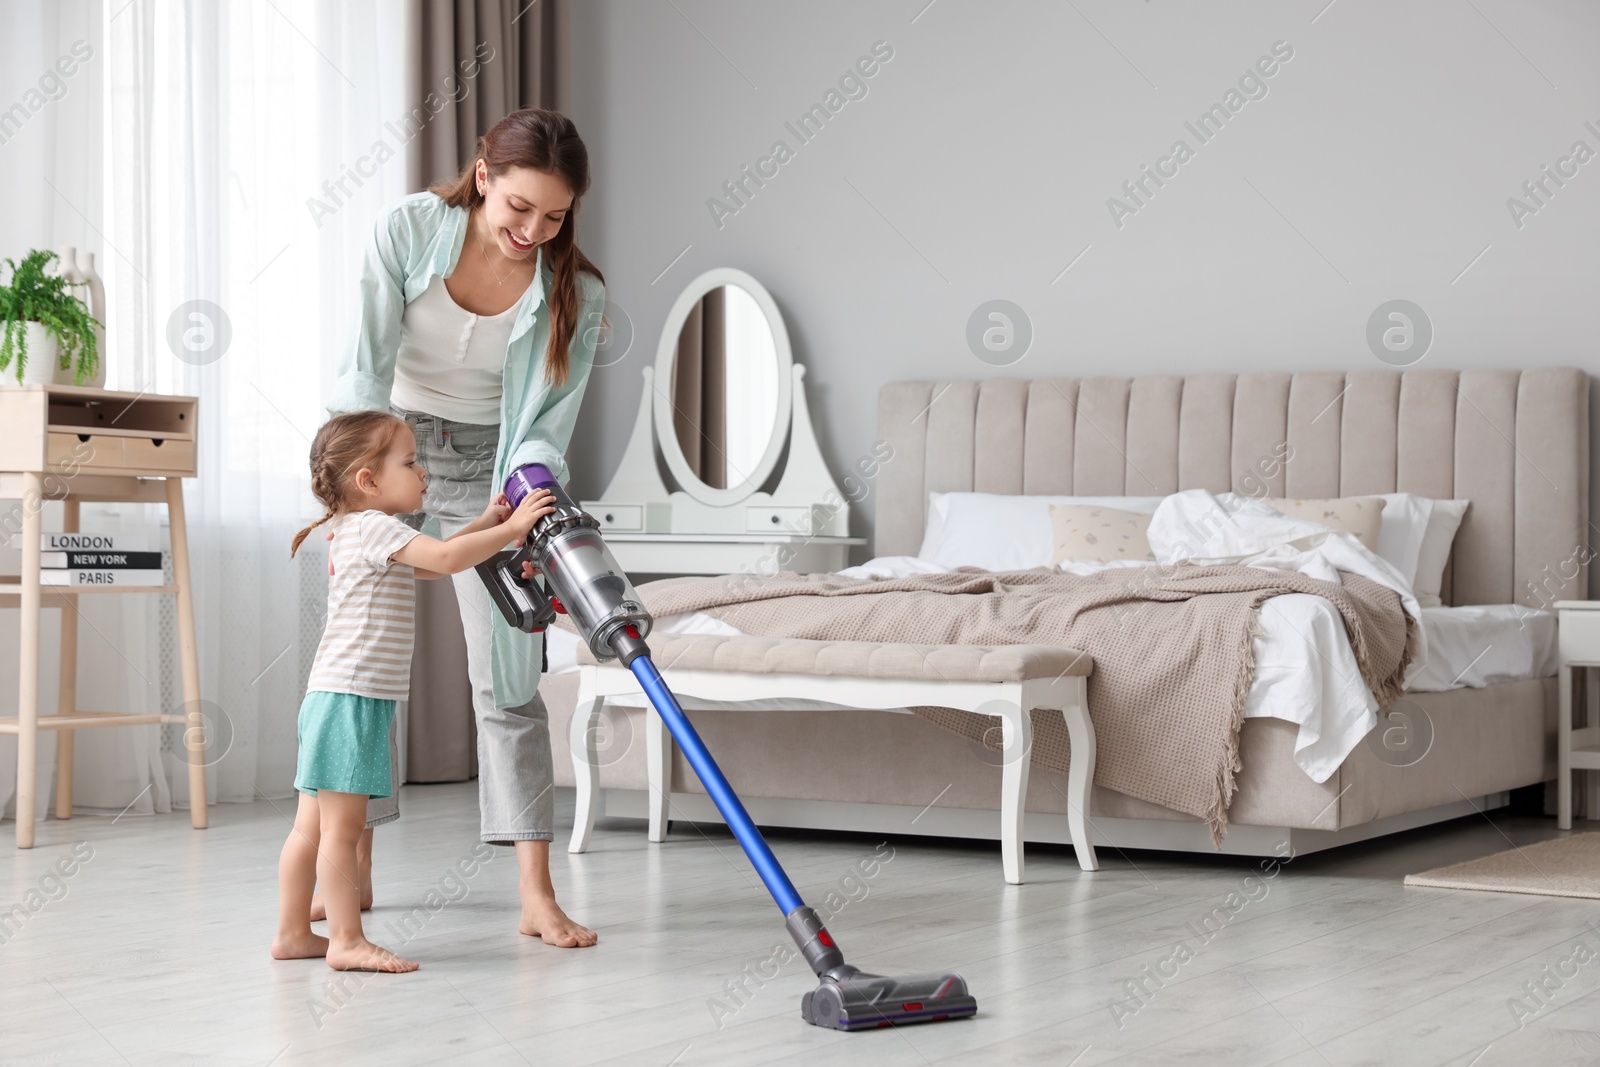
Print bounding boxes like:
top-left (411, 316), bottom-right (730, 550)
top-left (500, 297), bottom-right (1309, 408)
top-left (1555, 601), bottom-right (1600, 829)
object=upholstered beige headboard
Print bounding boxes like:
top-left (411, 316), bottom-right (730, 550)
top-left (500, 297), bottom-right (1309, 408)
top-left (876, 369), bottom-right (1589, 607)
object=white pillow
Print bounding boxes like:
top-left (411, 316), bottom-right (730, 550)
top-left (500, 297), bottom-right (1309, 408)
top-left (1366, 492), bottom-right (1468, 606)
top-left (1372, 492), bottom-right (1433, 586)
top-left (919, 492), bottom-right (1166, 571)
top-left (1413, 498), bottom-right (1469, 608)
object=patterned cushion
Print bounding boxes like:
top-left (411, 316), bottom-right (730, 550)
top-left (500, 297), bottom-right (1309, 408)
top-left (1262, 496), bottom-right (1385, 552)
top-left (1047, 504), bottom-right (1157, 565)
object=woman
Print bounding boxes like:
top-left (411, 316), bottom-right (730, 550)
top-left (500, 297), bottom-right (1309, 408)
top-left (324, 108), bottom-right (604, 948)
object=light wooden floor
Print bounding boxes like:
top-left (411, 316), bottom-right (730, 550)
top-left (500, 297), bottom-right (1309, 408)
top-left (4, 784), bottom-right (1600, 1066)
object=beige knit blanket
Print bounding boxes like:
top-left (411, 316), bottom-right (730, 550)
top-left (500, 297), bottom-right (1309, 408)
top-left (569, 563), bottom-right (1416, 840)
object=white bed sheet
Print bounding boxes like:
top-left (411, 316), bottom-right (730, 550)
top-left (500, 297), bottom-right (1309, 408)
top-left (543, 558), bottom-right (1557, 785)
top-left (1409, 604), bottom-right (1557, 692)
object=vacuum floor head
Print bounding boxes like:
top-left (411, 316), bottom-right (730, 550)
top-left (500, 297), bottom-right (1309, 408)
top-left (802, 966), bottom-right (978, 1031)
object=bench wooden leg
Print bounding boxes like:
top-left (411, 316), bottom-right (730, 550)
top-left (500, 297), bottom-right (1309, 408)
top-left (568, 672), bottom-right (602, 854)
top-left (646, 705), bottom-right (671, 842)
top-left (998, 689), bottom-right (1032, 885)
top-left (1062, 679), bottom-right (1099, 871)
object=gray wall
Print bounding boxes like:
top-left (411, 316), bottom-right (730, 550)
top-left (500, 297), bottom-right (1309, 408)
top-left (566, 0), bottom-right (1600, 580)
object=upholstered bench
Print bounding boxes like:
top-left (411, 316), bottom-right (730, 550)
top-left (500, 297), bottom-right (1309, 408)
top-left (565, 634), bottom-right (1097, 882)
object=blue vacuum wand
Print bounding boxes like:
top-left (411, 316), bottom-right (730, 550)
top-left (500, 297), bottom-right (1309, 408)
top-left (477, 464), bottom-right (978, 1031)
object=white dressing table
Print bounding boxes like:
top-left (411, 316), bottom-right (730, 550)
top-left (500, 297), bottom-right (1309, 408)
top-left (582, 267), bottom-right (864, 577)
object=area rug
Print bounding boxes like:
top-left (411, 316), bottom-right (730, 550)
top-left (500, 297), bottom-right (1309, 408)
top-left (1404, 834), bottom-right (1600, 899)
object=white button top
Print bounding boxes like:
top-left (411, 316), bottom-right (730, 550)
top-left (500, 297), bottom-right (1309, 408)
top-left (390, 273), bottom-right (517, 423)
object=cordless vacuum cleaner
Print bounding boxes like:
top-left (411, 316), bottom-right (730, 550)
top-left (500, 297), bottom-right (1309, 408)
top-left (476, 463), bottom-right (978, 1031)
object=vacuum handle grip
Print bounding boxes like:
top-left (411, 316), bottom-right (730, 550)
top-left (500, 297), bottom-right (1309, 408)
top-left (475, 547), bottom-right (557, 633)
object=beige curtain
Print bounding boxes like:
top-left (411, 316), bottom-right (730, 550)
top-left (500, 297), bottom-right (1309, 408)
top-left (672, 287), bottom-right (727, 488)
top-left (404, 0), bottom-right (569, 783)
top-left (407, 0), bottom-right (572, 192)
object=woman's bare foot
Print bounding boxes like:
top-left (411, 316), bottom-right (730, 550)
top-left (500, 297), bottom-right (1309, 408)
top-left (309, 887), bottom-right (373, 922)
top-left (519, 897), bottom-right (598, 948)
top-left (326, 940), bottom-right (418, 973)
top-left (270, 930), bottom-right (330, 960)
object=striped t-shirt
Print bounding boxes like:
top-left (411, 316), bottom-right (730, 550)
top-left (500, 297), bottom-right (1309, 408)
top-left (306, 509), bottom-right (424, 700)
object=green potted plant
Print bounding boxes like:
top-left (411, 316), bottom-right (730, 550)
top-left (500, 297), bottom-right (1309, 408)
top-left (0, 249), bottom-right (100, 387)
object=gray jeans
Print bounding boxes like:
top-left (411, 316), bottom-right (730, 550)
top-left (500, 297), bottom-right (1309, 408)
top-left (364, 404), bottom-right (555, 843)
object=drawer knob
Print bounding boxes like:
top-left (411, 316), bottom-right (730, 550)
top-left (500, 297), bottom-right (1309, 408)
top-left (151, 439), bottom-right (165, 447)
top-left (604, 513), bottom-right (614, 523)
top-left (77, 433), bottom-right (91, 443)
top-left (770, 514), bottom-right (780, 524)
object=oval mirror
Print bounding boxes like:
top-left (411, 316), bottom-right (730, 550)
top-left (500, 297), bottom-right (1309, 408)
top-left (654, 268), bottom-right (793, 507)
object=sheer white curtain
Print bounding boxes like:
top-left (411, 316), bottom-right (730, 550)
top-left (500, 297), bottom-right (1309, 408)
top-left (0, 0), bottom-right (106, 821)
top-left (0, 0), bottom-right (410, 823)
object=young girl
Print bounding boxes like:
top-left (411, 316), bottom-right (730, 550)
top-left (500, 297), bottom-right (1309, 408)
top-left (272, 410), bottom-right (554, 972)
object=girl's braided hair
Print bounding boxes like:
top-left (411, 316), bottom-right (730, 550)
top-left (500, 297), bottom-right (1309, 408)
top-left (291, 411), bottom-right (409, 557)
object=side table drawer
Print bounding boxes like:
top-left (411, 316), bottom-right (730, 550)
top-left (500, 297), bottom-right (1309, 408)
top-left (124, 437), bottom-right (196, 473)
top-left (47, 432), bottom-right (123, 471)
top-left (1560, 610), bottom-right (1600, 662)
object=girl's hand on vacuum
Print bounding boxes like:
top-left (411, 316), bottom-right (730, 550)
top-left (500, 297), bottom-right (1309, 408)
top-left (480, 492), bottom-right (513, 527)
top-left (507, 488), bottom-right (556, 544)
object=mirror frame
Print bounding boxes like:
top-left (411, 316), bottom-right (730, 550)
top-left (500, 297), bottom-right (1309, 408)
top-left (653, 267), bottom-right (794, 507)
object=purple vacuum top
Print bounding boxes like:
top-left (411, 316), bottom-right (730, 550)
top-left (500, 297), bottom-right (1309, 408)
top-left (504, 463), bottom-right (558, 508)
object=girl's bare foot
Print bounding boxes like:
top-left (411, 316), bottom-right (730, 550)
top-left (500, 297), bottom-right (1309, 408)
top-left (519, 897), bottom-right (598, 948)
top-left (326, 940), bottom-right (418, 973)
top-left (309, 887), bottom-right (373, 922)
top-left (270, 931), bottom-right (330, 960)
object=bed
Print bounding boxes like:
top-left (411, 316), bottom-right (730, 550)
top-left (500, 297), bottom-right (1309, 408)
top-left (539, 368), bottom-right (1586, 857)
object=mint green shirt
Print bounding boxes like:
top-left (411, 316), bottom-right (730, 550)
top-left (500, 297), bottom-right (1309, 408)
top-left (328, 190), bottom-right (604, 710)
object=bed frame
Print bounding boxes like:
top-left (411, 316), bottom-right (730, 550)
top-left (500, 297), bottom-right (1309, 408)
top-left (549, 369), bottom-right (1588, 858)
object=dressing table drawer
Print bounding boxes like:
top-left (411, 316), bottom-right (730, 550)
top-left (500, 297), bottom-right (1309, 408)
top-left (582, 501), bottom-right (671, 534)
top-left (746, 506), bottom-right (814, 534)
top-left (593, 504), bottom-right (644, 532)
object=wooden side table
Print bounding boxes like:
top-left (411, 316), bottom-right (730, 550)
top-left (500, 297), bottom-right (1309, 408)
top-left (1555, 600), bottom-right (1600, 830)
top-left (0, 384), bottom-right (206, 847)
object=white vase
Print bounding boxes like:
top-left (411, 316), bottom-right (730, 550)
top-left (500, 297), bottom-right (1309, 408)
top-left (16, 322), bottom-right (60, 388)
top-left (55, 246), bottom-right (81, 283)
top-left (73, 249), bottom-right (106, 388)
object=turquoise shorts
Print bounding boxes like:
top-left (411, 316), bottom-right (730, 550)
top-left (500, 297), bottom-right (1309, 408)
top-left (294, 690), bottom-right (396, 798)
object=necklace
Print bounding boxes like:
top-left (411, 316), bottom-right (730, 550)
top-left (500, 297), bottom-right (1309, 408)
top-left (476, 212), bottom-right (533, 286)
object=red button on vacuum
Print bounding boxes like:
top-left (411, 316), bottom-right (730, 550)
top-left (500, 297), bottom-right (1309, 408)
top-left (551, 596), bottom-right (566, 614)
top-left (816, 929), bottom-right (835, 948)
